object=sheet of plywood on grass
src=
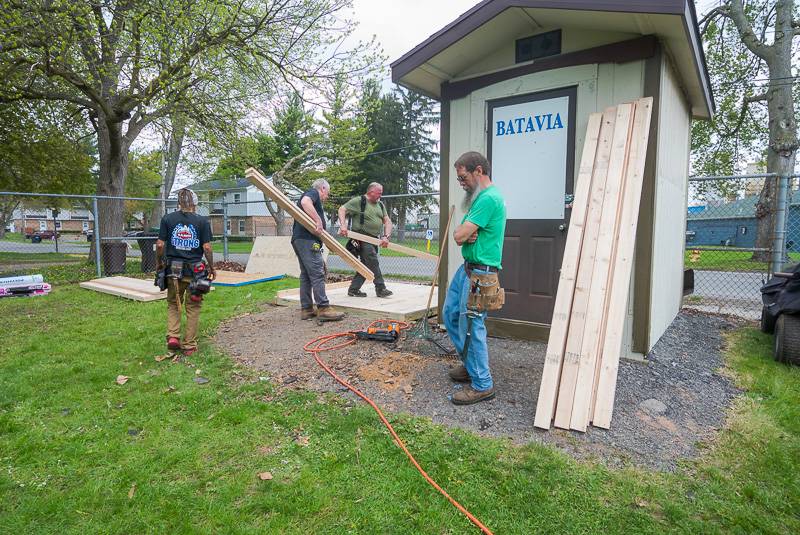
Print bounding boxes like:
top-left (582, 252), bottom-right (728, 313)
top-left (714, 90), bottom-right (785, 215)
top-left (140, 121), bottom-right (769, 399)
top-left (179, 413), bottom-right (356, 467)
top-left (569, 103), bottom-right (634, 432)
top-left (276, 282), bottom-right (438, 322)
top-left (246, 236), bottom-right (328, 277)
top-left (552, 107), bottom-right (617, 430)
top-left (592, 97), bottom-right (653, 429)
top-left (80, 276), bottom-right (166, 301)
top-left (213, 270), bottom-right (283, 286)
top-left (244, 168), bottom-right (373, 281)
top-left (534, 112), bottom-right (604, 430)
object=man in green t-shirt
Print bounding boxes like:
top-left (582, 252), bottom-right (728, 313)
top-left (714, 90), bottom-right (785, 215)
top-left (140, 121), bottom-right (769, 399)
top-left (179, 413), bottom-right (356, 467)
top-left (337, 182), bottom-right (394, 298)
top-left (444, 151), bottom-right (507, 405)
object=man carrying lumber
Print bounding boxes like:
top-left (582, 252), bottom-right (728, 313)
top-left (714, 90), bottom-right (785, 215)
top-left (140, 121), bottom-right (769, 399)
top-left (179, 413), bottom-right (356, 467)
top-left (292, 178), bottom-right (344, 322)
top-left (444, 152), bottom-right (507, 405)
top-left (156, 188), bottom-right (216, 356)
top-left (337, 182), bottom-right (393, 298)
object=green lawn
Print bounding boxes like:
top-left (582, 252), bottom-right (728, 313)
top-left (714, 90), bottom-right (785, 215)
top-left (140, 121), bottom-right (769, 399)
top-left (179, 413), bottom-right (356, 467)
top-left (211, 240), bottom-right (254, 254)
top-left (685, 248), bottom-right (800, 272)
top-left (209, 238), bottom-right (439, 257)
top-left (0, 232), bottom-right (27, 242)
top-left (0, 252), bottom-right (83, 264)
top-left (1, 264), bottom-right (798, 533)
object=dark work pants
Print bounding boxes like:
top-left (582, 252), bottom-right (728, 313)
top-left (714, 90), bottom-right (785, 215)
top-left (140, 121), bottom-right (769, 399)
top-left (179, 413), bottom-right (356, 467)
top-left (349, 242), bottom-right (385, 291)
top-left (292, 238), bottom-right (329, 309)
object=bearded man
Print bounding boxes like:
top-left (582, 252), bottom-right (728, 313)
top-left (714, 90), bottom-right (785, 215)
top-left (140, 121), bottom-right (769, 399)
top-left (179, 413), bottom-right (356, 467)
top-left (443, 151), bottom-right (507, 405)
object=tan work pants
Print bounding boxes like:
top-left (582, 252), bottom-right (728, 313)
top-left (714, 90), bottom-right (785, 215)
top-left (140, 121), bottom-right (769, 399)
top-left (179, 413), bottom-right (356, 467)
top-left (167, 276), bottom-right (202, 350)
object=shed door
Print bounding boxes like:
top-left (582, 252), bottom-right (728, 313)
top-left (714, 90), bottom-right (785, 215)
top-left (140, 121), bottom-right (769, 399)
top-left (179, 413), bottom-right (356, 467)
top-left (487, 86), bottom-right (576, 325)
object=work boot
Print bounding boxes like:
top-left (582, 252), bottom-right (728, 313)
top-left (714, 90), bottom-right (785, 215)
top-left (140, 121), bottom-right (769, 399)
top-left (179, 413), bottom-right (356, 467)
top-left (167, 337), bottom-right (181, 350)
top-left (317, 306), bottom-right (345, 322)
top-left (448, 365), bottom-right (470, 383)
top-left (347, 287), bottom-right (367, 297)
top-left (375, 287), bottom-right (393, 298)
top-left (451, 385), bottom-right (495, 405)
top-left (300, 307), bottom-right (316, 320)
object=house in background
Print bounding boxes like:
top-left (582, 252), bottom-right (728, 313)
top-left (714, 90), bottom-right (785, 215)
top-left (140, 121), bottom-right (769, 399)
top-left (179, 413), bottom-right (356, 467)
top-left (10, 205), bottom-right (94, 235)
top-left (687, 196), bottom-right (800, 252)
top-left (167, 177), bottom-right (297, 238)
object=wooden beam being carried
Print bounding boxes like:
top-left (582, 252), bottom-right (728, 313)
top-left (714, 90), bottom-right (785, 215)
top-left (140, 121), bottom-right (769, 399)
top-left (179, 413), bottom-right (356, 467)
top-left (534, 112), bottom-right (603, 430)
top-left (345, 230), bottom-right (438, 261)
top-left (245, 168), bottom-right (374, 282)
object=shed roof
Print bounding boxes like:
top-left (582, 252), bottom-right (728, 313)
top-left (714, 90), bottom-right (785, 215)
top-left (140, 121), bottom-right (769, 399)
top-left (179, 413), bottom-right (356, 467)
top-left (391, 0), bottom-right (714, 118)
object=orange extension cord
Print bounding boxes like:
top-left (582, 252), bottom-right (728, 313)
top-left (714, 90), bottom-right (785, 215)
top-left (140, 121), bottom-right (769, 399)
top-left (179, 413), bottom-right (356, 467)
top-left (303, 319), bottom-right (494, 535)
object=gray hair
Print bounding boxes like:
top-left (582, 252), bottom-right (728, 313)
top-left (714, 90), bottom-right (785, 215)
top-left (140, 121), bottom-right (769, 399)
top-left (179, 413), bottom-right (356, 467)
top-left (312, 178), bottom-right (330, 191)
top-left (367, 182), bottom-right (383, 192)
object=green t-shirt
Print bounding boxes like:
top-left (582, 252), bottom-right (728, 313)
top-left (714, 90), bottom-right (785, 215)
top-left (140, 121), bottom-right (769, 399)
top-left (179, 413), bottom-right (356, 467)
top-left (343, 196), bottom-right (388, 237)
top-left (461, 185), bottom-right (506, 268)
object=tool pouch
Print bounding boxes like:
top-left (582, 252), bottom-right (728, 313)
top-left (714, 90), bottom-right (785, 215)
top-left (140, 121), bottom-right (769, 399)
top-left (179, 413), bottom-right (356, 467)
top-left (345, 238), bottom-right (360, 256)
top-left (467, 271), bottom-right (505, 312)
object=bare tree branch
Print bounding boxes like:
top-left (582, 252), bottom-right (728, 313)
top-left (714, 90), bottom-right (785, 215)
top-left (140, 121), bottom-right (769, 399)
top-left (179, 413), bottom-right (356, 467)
top-left (728, 0), bottom-right (775, 61)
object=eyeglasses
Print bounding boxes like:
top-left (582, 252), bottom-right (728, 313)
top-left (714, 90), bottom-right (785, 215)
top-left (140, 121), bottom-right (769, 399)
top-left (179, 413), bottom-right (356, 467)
top-left (456, 174), bottom-right (468, 182)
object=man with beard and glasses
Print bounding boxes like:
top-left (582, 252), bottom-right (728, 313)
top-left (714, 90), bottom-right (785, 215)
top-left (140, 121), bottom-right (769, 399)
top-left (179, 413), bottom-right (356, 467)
top-left (443, 151), bottom-right (506, 405)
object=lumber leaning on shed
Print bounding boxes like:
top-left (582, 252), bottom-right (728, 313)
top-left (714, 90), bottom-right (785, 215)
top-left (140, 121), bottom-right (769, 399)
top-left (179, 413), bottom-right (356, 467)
top-left (534, 112), bottom-right (604, 430)
top-left (244, 168), bottom-right (374, 282)
top-left (345, 230), bottom-right (439, 261)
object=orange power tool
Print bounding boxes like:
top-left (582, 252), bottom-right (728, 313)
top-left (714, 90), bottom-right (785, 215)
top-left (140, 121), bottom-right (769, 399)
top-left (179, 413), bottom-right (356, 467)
top-left (353, 322), bottom-right (402, 342)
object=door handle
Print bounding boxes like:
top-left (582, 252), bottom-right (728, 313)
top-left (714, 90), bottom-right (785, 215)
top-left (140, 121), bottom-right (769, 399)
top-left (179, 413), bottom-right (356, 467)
top-left (558, 224), bottom-right (566, 232)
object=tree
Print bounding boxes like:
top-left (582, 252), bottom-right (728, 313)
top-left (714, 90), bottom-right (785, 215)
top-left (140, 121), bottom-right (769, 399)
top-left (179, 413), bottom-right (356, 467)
top-left (0, 0), bottom-right (378, 239)
top-left (0, 101), bottom-right (94, 238)
top-left (124, 150), bottom-right (162, 231)
top-left (696, 0), bottom-right (799, 260)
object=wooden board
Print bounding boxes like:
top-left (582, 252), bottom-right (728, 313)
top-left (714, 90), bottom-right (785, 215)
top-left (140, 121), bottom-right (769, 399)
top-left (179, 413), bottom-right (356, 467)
top-left (534, 113), bottom-right (603, 430)
top-left (80, 276), bottom-right (166, 301)
top-left (552, 108), bottom-right (617, 430)
top-left (275, 281), bottom-right (437, 322)
top-left (569, 103), bottom-right (634, 432)
top-left (345, 230), bottom-right (438, 261)
top-left (212, 270), bottom-right (284, 287)
top-left (245, 168), bottom-right (374, 281)
top-left (245, 236), bottom-right (330, 277)
top-left (593, 97), bottom-right (653, 429)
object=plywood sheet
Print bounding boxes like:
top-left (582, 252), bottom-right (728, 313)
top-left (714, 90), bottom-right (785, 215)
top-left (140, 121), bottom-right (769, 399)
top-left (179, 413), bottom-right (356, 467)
top-left (80, 276), bottom-right (166, 301)
top-left (245, 236), bottom-right (328, 278)
top-left (213, 270), bottom-right (284, 287)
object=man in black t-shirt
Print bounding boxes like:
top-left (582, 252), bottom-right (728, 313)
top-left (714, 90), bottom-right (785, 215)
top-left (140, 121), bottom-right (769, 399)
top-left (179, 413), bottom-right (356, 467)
top-left (156, 188), bottom-right (216, 355)
top-left (291, 178), bottom-right (343, 321)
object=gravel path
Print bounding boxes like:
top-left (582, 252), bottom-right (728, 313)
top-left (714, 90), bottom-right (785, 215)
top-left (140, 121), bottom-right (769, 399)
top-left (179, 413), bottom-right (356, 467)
top-left (215, 306), bottom-right (741, 471)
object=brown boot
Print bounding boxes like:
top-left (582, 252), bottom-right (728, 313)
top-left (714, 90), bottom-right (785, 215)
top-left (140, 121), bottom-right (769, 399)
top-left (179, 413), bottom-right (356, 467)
top-left (300, 307), bottom-right (316, 320)
top-left (317, 305), bottom-right (345, 322)
top-left (448, 365), bottom-right (470, 383)
top-left (451, 385), bottom-right (495, 405)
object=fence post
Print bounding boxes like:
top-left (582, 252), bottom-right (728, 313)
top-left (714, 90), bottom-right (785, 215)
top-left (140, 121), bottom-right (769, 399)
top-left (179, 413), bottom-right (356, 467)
top-left (771, 174), bottom-right (790, 275)
top-left (92, 196), bottom-right (102, 278)
top-left (222, 197), bottom-right (229, 261)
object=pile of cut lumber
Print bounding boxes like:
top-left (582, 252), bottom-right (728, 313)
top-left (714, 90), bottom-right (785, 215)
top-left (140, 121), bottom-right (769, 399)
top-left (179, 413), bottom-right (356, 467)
top-left (534, 98), bottom-right (652, 432)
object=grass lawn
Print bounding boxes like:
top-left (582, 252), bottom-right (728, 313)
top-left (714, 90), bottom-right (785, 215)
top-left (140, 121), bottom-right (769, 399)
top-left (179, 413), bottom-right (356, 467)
top-left (211, 240), bottom-right (254, 254)
top-left (0, 232), bottom-right (27, 243)
top-left (0, 252), bottom-right (83, 264)
top-left (330, 237), bottom-right (440, 257)
top-left (685, 248), bottom-right (800, 272)
top-left (1, 264), bottom-right (798, 533)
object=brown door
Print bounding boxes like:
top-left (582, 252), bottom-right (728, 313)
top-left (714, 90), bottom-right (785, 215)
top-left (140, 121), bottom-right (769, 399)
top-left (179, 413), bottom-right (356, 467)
top-left (487, 86), bottom-right (577, 325)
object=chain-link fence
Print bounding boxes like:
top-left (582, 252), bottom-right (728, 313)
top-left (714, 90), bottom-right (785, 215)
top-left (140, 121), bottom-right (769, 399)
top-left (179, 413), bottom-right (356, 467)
top-left (684, 173), bottom-right (798, 319)
top-left (0, 189), bottom-right (441, 281)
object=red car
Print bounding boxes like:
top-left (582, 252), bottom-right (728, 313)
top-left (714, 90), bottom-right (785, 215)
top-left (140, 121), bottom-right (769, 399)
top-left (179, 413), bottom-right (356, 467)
top-left (26, 230), bottom-right (61, 243)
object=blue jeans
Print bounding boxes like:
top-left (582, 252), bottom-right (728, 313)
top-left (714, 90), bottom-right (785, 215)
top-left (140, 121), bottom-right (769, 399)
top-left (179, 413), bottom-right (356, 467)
top-left (443, 264), bottom-right (492, 391)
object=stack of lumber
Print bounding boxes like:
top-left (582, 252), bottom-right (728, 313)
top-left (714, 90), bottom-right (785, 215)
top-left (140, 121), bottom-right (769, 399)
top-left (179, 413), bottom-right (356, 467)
top-left (244, 167), bottom-right (374, 282)
top-left (534, 98), bottom-right (653, 432)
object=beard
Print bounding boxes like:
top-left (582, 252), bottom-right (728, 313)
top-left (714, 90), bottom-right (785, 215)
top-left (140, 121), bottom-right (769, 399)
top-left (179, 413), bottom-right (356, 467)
top-left (461, 181), bottom-right (485, 212)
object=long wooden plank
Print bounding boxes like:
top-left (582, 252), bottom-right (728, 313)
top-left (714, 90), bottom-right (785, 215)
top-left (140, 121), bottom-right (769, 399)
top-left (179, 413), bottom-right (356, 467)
top-left (245, 168), bottom-right (374, 281)
top-left (552, 108), bottom-right (617, 430)
top-left (534, 112), bottom-right (604, 430)
top-left (569, 103), bottom-right (634, 431)
top-left (345, 230), bottom-right (438, 261)
top-left (593, 97), bottom-right (654, 429)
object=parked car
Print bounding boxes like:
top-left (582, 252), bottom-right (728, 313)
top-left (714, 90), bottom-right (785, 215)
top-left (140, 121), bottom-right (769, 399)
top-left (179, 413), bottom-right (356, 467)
top-left (760, 263), bottom-right (800, 365)
top-left (29, 230), bottom-right (61, 243)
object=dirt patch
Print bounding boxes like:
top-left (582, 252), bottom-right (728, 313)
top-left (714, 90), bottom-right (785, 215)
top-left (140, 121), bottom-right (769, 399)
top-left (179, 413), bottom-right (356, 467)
top-left (215, 305), bottom-right (741, 471)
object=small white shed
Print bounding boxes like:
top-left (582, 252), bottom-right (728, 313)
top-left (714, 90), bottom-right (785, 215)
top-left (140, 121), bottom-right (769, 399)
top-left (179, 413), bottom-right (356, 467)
top-left (391, 0), bottom-right (713, 359)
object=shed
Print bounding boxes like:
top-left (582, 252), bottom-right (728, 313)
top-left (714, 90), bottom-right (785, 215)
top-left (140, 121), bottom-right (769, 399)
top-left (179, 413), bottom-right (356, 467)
top-left (391, 0), bottom-right (713, 359)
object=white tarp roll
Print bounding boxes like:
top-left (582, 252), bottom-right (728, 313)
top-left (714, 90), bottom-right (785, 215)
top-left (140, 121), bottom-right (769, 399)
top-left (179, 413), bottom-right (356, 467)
top-left (0, 274), bottom-right (44, 286)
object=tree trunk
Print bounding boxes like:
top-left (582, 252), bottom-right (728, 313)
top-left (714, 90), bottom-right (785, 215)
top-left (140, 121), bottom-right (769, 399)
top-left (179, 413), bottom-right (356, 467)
top-left (150, 113), bottom-right (186, 227)
top-left (751, 1), bottom-right (798, 262)
top-left (96, 117), bottom-right (129, 240)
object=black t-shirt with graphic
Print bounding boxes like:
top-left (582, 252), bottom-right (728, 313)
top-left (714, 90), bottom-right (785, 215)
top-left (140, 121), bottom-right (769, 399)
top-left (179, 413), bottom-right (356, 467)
top-left (292, 188), bottom-right (326, 244)
top-left (158, 210), bottom-right (212, 262)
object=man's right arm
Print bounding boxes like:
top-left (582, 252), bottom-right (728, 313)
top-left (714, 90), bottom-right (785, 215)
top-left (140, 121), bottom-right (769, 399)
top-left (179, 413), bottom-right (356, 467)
top-left (337, 205), bottom-right (349, 236)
